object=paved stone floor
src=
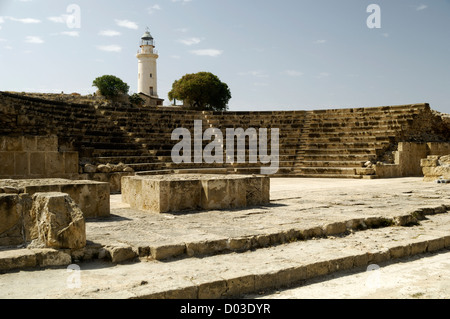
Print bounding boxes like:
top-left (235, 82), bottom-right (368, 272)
top-left (88, 177), bottom-right (449, 256)
top-left (0, 177), bottom-right (448, 299)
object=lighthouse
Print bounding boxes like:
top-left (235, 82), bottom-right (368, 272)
top-left (137, 29), bottom-right (163, 106)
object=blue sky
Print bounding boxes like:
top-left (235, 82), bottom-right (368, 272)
top-left (0, 0), bottom-right (449, 113)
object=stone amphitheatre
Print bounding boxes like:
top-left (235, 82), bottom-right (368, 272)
top-left (0, 91), bottom-right (449, 299)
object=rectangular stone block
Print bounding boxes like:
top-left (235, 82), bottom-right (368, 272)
top-left (201, 178), bottom-right (246, 210)
top-left (36, 135), bottom-right (58, 152)
top-left (0, 194), bottom-right (23, 246)
top-left (421, 158), bottom-right (438, 168)
top-left (22, 136), bottom-right (37, 151)
top-left (45, 152), bottom-right (64, 176)
top-left (29, 152), bottom-right (46, 175)
top-left (64, 152), bottom-right (79, 174)
top-left (4, 137), bottom-right (22, 152)
top-left (0, 152), bottom-right (15, 176)
top-left (122, 174), bottom-right (270, 214)
top-left (14, 152), bottom-right (29, 176)
top-left (0, 179), bottom-right (111, 219)
top-left (245, 176), bottom-right (270, 206)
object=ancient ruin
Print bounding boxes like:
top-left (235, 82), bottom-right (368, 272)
top-left (0, 91), bottom-right (449, 299)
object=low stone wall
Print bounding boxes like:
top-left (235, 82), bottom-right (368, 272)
top-left (0, 135), bottom-right (79, 179)
top-left (421, 155), bottom-right (450, 182)
top-left (376, 142), bottom-right (450, 178)
top-left (0, 179), bottom-right (110, 218)
top-left (122, 174), bottom-right (270, 214)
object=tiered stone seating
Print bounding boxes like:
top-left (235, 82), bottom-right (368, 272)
top-left (1, 91), bottom-right (443, 179)
top-left (93, 105), bottom-right (216, 171)
top-left (0, 92), bottom-right (146, 161)
top-left (201, 110), bottom-right (306, 175)
top-left (293, 104), bottom-right (430, 178)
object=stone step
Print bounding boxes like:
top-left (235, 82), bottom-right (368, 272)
top-left (92, 149), bottom-right (151, 157)
top-left (0, 209), bottom-right (447, 298)
top-left (303, 148), bottom-right (381, 155)
top-left (306, 105), bottom-right (427, 117)
top-left (126, 161), bottom-right (297, 172)
top-left (306, 125), bottom-right (406, 134)
top-left (94, 153), bottom-right (298, 165)
top-left (118, 129), bottom-right (304, 138)
top-left (299, 161), bottom-right (367, 168)
top-left (306, 132), bottom-right (399, 140)
top-left (289, 173), bottom-right (373, 179)
top-left (292, 167), bottom-right (372, 176)
top-left (305, 141), bottom-right (391, 150)
top-left (305, 136), bottom-right (395, 143)
top-left (302, 154), bottom-right (376, 162)
top-left (306, 116), bottom-right (414, 125)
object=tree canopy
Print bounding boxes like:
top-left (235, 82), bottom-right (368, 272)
top-left (168, 72), bottom-right (231, 111)
top-left (92, 75), bottom-right (130, 99)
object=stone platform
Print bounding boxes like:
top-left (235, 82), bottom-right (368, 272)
top-left (121, 174), bottom-right (270, 214)
top-left (0, 178), bottom-right (110, 218)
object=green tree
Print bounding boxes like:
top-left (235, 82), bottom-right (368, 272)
top-left (168, 72), bottom-right (231, 111)
top-left (92, 75), bottom-right (130, 99)
top-left (129, 93), bottom-right (145, 106)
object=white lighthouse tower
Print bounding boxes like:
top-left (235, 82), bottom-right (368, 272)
top-left (137, 28), bottom-right (163, 106)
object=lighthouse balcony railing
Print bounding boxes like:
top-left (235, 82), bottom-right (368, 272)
top-left (137, 49), bottom-right (159, 55)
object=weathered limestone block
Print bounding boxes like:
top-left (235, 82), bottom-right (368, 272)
top-left (64, 152), bottom-right (79, 174)
top-left (29, 192), bottom-right (86, 249)
top-left (439, 155), bottom-right (450, 166)
top-left (0, 152), bottom-right (14, 176)
top-left (36, 135), bottom-right (58, 152)
top-left (122, 174), bottom-right (270, 214)
top-left (201, 178), bottom-right (246, 210)
top-left (420, 156), bottom-right (439, 167)
top-left (0, 179), bottom-right (110, 218)
top-left (124, 176), bottom-right (202, 213)
top-left (0, 194), bottom-right (23, 246)
top-left (243, 176), bottom-right (270, 207)
top-left (421, 154), bottom-right (450, 181)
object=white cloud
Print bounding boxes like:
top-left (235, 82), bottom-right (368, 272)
top-left (314, 39), bottom-right (326, 44)
top-left (25, 36), bottom-right (44, 44)
top-left (115, 19), bottom-right (138, 30)
top-left (60, 31), bottom-right (79, 37)
top-left (178, 37), bottom-right (202, 46)
top-left (283, 70), bottom-right (304, 77)
top-left (190, 49), bottom-right (222, 57)
top-left (0, 17), bottom-right (4, 23)
top-left (172, 0), bottom-right (192, 4)
top-left (5, 16), bottom-right (41, 24)
top-left (148, 4), bottom-right (162, 14)
top-left (48, 15), bottom-right (67, 23)
top-left (0, 38), bottom-right (6, 42)
top-left (99, 30), bottom-right (122, 37)
top-left (416, 4), bottom-right (428, 11)
top-left (97, 45), bottom-right (122, 52)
